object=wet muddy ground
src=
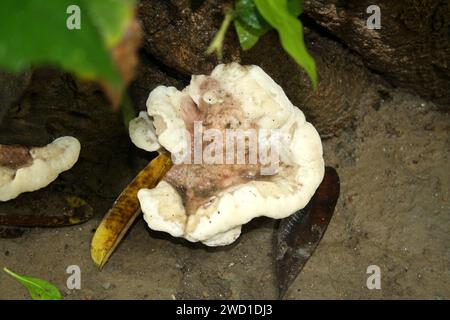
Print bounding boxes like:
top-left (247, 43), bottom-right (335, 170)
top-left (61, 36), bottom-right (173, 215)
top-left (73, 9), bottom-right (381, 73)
top-left (0, 88), bottom-right (449, 300)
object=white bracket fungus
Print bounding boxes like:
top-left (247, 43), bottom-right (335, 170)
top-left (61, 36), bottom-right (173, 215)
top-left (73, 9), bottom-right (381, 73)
top-left (0, 136), bottom-right (81, 201)
top-left (129, 63), bottom-right (324, 246)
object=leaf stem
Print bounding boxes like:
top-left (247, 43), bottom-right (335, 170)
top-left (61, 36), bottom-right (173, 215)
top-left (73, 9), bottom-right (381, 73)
top-left (3, 267), bottom-right (14, 277)
top-left (206, 10), bottom-right (235, 61)
top-left (3, 267), bottom-right (43, 290)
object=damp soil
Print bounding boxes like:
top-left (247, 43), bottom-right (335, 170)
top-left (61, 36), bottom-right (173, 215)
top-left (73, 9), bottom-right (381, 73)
top-left (0, 86), bottom-right (448, 299)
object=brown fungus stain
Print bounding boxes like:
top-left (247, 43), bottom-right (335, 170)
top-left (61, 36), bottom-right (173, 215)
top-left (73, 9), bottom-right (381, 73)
top-left (0, 144), bottom-right (33, 170)
top-left (163, 77), bottom-right (272, 215)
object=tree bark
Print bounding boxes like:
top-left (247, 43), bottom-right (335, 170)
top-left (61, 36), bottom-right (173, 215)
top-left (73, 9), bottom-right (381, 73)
top-left (0, 70), bottom-right (31, 123)
top-left (304, 0), bottom-right (450, 106)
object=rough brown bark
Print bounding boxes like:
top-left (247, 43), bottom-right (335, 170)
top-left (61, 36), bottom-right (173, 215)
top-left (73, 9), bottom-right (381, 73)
top-left (0, 70), bottom-right (31, 123)
top-left (304, 0), bottom-right (450, 106)
top-left (137, 0), bottom-right (239, 75)
top-left (241, 29), bottom-right (379, 136)
top-left (129, 52), bottom-right (186, 112)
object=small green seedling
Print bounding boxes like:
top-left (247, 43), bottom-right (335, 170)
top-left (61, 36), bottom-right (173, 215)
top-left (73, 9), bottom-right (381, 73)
top-left (3, 267), bottom-right (62, 300)
top-left (208, 0), bottom-right (317, 89)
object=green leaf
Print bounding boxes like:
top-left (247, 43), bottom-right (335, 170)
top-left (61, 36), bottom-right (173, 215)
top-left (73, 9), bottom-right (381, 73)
top-left (84, 0), bottom-right (136, 48)
top-left (233, 0), bottom-right (302, 51)
top-left (0, 0), bottom-right (135, 86)
top-left (234, 0), bottom-right (270, 50)
top-left (234, 19), bottom-right (264, 50)
top-left (235, 0), bottom-right (269, 31)
top-left (3, 267), bottom-right (62, 300)
top-left (254, 0), bottom-right (317, 89)
top-left (287, 0), bottom-right (303, 16)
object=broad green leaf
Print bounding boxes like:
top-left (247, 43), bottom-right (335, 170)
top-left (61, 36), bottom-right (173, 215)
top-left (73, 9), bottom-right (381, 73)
top-left (235, 0), bottom-right (269, 31)
top-left (0, 0), bottom-right (135, 86)
top-left (84, 0), bottom-right (135, 48)
top-left (234, 0), bottom-right (270, 50)
top-left (234, 19), bottom-right (266, 50)
top-left (287, 0), bottom-right (303, 16)
top-left (3, 268), bottom-right (62, 300)
top-left (254, 0), bottom-right (317, 89)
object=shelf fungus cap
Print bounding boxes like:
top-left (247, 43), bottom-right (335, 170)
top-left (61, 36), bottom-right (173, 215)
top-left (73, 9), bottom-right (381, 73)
top-left (130, 63), bottom-right (324, 246)
top-left (129, 111), bottom-right (160, 152)
top-left (0, 136), bottom-right (81, 201)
